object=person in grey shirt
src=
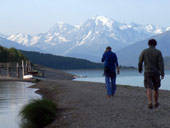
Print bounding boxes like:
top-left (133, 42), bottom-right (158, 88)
top-left (138, 39), bottom-right (164, 109)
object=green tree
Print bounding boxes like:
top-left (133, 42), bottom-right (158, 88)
top-left (0, 45), bottom-right (28, 62)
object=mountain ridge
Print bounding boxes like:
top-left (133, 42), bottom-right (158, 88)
top-left (0, 16), bottom-right (170, 63)
top-left (116, 30), bottom-right (170, 67)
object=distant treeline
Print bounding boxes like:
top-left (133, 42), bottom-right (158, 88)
top-left (21, 51), bottom-right (104, 69)
top-left (0, 45), bottom-right (27, 62)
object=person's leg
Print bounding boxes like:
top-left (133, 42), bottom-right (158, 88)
top-left (154, 89), bottom-right (159, 104)
top-left (147, 88), bottom-right (153, 108)
top-left (153, 72), bottom-right (161, 108)
top-left (147, 88), bottom-right (152, 103)
top-left (105, 76), bottom-right (111, 97)
top-left (153, 88), bottom-right (159, 108)
top-left (144, 72), bottom-right (153, 108)
top-left (111, 77), bottom-right (116, 96)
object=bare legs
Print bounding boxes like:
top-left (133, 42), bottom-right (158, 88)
top-left (146, 88), bottom-right (159, 108)
top-left (147, 88), bottom-right (152, 104)
top-left (154, 89), bottom-right (159, 106)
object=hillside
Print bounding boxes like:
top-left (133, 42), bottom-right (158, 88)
top-left (116, 30), bottom-right (170, 67)
top-left (0, 45), bottom-right (27, 62)
top-left (164, 56), bottom-right (170, 69)
top-left (21, 51), bottom-right (104, 69)
top-left (0, 37), bottom-right (45, 53)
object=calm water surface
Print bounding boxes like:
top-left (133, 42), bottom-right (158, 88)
top-left (0, 81), bottom-right (41, 128)
top-left (65, 69), bottom-right (170, 90)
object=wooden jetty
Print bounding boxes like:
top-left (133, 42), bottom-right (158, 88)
top-left (0, 60), bottom-right (44, 80)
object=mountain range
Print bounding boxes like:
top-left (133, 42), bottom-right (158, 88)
top-left (0, 37), bottom-right (45, 53)
top-left (0, 16), bottom-right (170, 65)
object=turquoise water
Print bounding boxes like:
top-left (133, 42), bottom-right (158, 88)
top-left (65, 69), bottom-right (170, 90)
top-left (0, 82), bottom-right (41, 128)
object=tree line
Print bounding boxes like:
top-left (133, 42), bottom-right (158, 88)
top-left (0, 45), bottom-right (27, 62)
top-left (21, 50), bottom-right (104, 69)
top-left (0, 44), bottom-right (137, 69)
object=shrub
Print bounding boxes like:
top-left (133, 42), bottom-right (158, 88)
top-left (19, 98), bottom-right (57, 128)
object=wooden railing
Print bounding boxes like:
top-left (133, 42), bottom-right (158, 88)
top-left (0, 60), bottom-right (45, 79)
top-left (0, 60), bottom-right (31, 78)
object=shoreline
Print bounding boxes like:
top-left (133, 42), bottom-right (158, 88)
top-left (32, 67), bottom-right (170, 128)
top-left (0, 77), bottom-right (37, 82)
top-left (1, 67), bottom-right (170, 128)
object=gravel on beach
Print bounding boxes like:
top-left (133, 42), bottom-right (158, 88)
top-left (32, 67), bottom-right (170, 128)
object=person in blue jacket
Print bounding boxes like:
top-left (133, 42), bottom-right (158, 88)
top-left (101, 46), bottom-right (120, 98)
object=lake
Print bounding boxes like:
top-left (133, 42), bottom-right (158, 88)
top-left (0, 81), bottom-right (41, 128)
top-left (65, 69), bottom-right (170, 91)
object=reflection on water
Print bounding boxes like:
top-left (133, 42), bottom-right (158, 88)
top-left (0, 81), bottom-right (41, 128)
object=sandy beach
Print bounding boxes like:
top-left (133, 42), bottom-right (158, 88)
top-left (32, 67), bottom-right (170, 128)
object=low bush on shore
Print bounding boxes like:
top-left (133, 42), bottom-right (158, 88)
top-left (19, 98), bottom-right (57, 128)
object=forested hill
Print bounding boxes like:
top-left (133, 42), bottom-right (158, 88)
top-left (164, 56), bottom-right (170, 69)
top-left (21, 51), bottom-right (104, 69)
top-left (0, 45), bottom-right (27, 62)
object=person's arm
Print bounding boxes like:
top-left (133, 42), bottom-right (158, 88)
top-left (138, 51), bottom-right (144, 73)
top-left (101, 53), bottom-right (105, 62)
top-left (115, 54), bottom-right (120, 74)
top-left (158, 52), bottom-right (164, 79)
top-left (117, 66), bottom-right (120, 74)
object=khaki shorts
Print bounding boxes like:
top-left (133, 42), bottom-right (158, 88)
top-left (144, 72), bottom-right (161, 90)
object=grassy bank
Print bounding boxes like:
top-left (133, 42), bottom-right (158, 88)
top-left (19, 98), bottom-right (57, 128)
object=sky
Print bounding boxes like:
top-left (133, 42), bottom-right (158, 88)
top-left (0, 0), bottom-right (170, 35)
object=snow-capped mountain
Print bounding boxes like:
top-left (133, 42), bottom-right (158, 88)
top-left (0, 37), bottom-right (45, 52)
top-left (2, 16), bottom-right (170, 62)
top-left (0, 33), bottom-right (8, 38)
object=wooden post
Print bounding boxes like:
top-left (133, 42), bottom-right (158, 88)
top-left (28, 61), bottom-right (32, 72)
top-left (25, 61), bottom-right (28, 75)
top-left (42, 70), bottom-right (44, 77)
top-left (7, 63), bottom-right (10, 77)
top-left (16, 62), bottom-right (20, 78)
top-left (0, 63), bottom-right (1, 75)
top-left (22, 60), bottom-right (24, 78)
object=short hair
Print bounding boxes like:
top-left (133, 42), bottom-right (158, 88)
top-left (106, 46), bottom-right (112, 51)
top-left (148, 39), bottom-right (157, 46)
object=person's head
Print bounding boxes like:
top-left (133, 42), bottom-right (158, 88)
top-left (148, 39), bottom-right (157, 47)
top-left (106, 46), bottom-right (112, 51)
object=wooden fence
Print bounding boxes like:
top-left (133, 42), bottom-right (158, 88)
top-left (0, 60), bottom-right (32, 78)
top-left (0, 60), bottom-right (45, 79)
